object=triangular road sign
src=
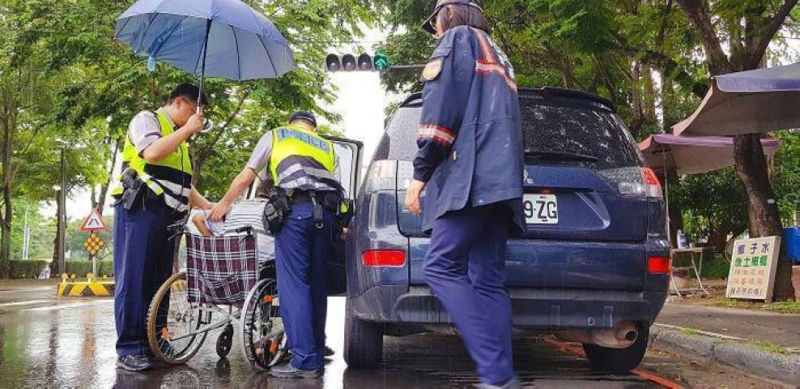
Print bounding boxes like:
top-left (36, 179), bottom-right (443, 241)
top-left (81, 209), bottom-right (107, 231)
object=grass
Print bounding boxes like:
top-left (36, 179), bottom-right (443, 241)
top-left (680, 327), bottom-right (699, 336)
top-left (763, 302), bottom-right (800, 314)
top-left (751, 341), bottom-right (790, 355)
top-left (710, 298), bottom-right (800, 314)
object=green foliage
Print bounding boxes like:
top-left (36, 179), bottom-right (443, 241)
top-left (774, 130), bottom-right (800, 224)
top-left (671, 168), bottom-right (750, 248)
top-left (9, 199), bottom-right (54, 261)
top-left (65, 260), bottom-right (114, 278)
top-left (8, 260), bottom-right (48, 279)
top-left (701, 258), bottom-right (731, 280)
top-left (0, 0), bottom-right (379, 271)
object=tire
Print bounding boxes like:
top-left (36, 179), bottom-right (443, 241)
top-left (343, 298), bottom-right (383, 368)
top-left (216, 324), bottom-right (234, 358)
top-left (583, 323), bottom-right (649, 374)
top-left (240, 278), bottom-right (287, 370)
top-left (147, 272), bottom-right (210, 365)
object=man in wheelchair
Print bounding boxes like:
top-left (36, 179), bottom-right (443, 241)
top-left (188, 184), bottom-right (275, 262)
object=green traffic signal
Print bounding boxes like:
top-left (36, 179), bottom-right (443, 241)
top-left (374, 52), bottom-right (389, 71)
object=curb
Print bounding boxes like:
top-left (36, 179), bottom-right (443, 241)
top-left (650, 324), bottom-right (800, 385)
top-left (57, 281), bottom-right (115, 297)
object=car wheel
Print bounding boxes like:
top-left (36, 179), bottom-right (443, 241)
top-left (343, 298), bottom-right (383, 368)
top-left (583, 323), bottom-right (649, 374)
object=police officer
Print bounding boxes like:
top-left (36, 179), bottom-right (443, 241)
top-left (210, 111), bottom-right (341, 379)
top-left (111, 83), bottom-right (213, 372)
top-left (404, 1), bottom-right (525, 388)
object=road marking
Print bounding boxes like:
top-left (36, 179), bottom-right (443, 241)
top-left (0, 287), bottom-right (54, 293)
top-left (653, 323), bottom-right (747, 341)
top-left (26, 300), bottom-right (114, 312)
top-left (543, 336), bottom-right (685, 389)
top-left (0, 299), bottom-right (53, 308)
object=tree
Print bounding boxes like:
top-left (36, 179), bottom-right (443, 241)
top-left (672, 0), bottom-right (798, 301)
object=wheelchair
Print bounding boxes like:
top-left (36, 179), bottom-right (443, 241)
top-left (145, 224), bottom-right (287, 370)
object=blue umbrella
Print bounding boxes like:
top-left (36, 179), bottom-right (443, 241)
top-left (115, 0), bottom-right (296, 104)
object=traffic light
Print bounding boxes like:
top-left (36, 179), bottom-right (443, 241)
top-left (373, 52), bottom-right (389, 71)
top-left (325, 53), bottom-right (390, 72)
top-left (325, 54), bottom-right (341, 72)
top-left (341, 54), bottom-right (357, 71)
top-left (358, 54), bottom-right (373, 71)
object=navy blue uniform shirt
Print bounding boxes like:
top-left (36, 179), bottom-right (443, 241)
top-left (414, 26), bottom-right (525, 235)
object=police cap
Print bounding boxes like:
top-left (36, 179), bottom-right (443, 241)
top-left (289, 111), bottom-right (318, 128)
top-left (422, 0), bottom-right (484, 35)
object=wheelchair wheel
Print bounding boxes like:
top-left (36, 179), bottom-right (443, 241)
top-left (240, 278), bottom-right (287, 370)
top-left (147, 272), bottom-right (210, 365)
top-left (216, 324), bottom-right (234, 358)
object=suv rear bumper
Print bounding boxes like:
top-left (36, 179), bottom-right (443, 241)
top-left (349, 285), bottom-right (667, 329)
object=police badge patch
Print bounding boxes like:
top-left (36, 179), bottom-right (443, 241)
top-left (422, 58), bottom-right (443, 81)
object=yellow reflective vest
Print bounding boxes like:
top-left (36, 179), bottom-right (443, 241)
top-left (111, 110), bottom-right (192, 212)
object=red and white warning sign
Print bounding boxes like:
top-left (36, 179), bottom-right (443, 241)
top-left (80, 209), bottom-right (107, 232)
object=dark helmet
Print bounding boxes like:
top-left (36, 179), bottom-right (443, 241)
top-left (422, 0), bottom-right (484, 35)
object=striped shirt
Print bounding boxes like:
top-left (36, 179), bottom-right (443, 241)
top-left (188, 199), bottom-right (274, 261)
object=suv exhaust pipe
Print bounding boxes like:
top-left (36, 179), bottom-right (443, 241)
top-left (555, 321), bottom-right (638, 349)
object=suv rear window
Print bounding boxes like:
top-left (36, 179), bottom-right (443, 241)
top-left (378, 104), bottom-right (422, 161)
top-left (379, 96), bottom-right (643, 171)
top-left (521, 98), bottom-right (644, 170)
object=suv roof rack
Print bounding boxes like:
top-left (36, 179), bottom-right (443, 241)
top-left (399, 87), bottom-right (616, 113)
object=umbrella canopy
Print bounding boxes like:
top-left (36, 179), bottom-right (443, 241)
top-left (639, 134), bottom-right (780, 175)
top-left (673, 63), bottom-right (800, 136)
top-left (115, 0), bottom-right (296, 81)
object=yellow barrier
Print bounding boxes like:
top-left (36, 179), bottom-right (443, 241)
top-left (57, 273), bottom-right (114, 297)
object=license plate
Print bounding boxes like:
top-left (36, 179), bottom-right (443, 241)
top-left (523, 194), bottom-right (558, 225)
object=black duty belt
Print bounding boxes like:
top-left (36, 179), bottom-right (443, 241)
top-left (290, 191), bottom-right (314, 204)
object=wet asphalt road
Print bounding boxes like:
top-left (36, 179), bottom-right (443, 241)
top-left (0, 291), bottom-right (782, 388)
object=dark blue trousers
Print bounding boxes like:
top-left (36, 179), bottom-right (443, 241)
top-left (423, 204), bottom-right (515, 385)
top-left (275, 203), bottom-right (333, 371)
top-left (113, 201), bottom-right (178, 358)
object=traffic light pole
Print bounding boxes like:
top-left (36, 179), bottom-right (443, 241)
top-left (57, 148), bottom-right (66, 276)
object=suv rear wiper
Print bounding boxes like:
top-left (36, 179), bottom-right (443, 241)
top-left (524, 150), bottom-right (600, 162)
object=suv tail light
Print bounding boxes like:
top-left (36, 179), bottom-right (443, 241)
top-left (647, 257), bottom-right (671, 274)
top-left (362, 250), bottom-right (406, 267)
top-left (599, 167), bottom-right (662, 198)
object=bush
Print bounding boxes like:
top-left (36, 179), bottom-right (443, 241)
top-left (701, 259), bottom-right (731, 279)
top-left (65, 260), bottom-right (114, 278)
top-left (9, 260), bottom-right (48, 279)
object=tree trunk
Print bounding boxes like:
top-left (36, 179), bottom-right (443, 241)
top-left (50, 190), bottom-right (62, 278)
top-left (97, 136), bottom-right (123, 213)
top-left (734, 134), bottom-right (795, 301)
top-left (629, 62), bottom-right (645, 137)
top-left (0, 113), bottom-right (14, 279)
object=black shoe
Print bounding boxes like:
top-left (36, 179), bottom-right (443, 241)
top-left (116, 355), bottom-right (152, 372)
top-left (268, 363), bottom-right (322, 379)
top-left (324, 346), bottom-right (335, 358)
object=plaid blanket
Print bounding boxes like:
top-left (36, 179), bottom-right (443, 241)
top-left (185, 233), bottom-right (258, 306)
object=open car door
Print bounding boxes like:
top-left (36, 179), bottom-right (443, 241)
top-left (322, 135), bottom-right (363, 295)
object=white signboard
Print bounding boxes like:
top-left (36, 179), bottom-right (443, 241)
top-left (725, 236), bottom-right (781, 301)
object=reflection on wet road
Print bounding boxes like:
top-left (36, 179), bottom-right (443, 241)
top-left (0, 296), bottom-right (778, 388)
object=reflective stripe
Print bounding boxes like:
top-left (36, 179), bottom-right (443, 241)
top-left (418, 125), bottom-right (456, 146)
top-left (475, 61), bottom-right (517, 92)
top-left (475, 30), bottom-right (498, 64)
top-left (155, 179), bottom-right (192, 198)
top-left (162, 192), bottom-right (189, 213)
top-left (277, 163), bottom-right (338, 184)
top-left (281, 176), bottom-right (340, 191)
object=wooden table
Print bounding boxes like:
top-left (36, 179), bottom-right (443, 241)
top-left (670, 247), bottom-right (711, 298)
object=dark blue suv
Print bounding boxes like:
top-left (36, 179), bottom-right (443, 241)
top-left (343, 87), bottom-right (671, 373)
